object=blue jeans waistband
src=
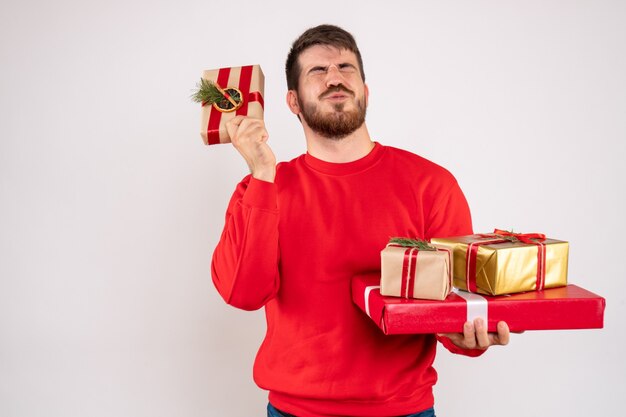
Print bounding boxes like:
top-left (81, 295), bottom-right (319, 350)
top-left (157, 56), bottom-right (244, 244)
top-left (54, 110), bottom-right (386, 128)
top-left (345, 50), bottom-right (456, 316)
top-left (267, 402), bottom-right (436, 417)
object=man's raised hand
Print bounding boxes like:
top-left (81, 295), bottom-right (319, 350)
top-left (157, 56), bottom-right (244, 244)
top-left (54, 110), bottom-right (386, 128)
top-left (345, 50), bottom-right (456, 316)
top-left (226, 116), bottom-right (276, 182)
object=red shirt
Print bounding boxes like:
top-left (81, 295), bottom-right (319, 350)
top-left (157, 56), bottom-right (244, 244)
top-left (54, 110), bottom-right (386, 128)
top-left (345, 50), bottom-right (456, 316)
top-left (212, 143), bottom-right (480, 417)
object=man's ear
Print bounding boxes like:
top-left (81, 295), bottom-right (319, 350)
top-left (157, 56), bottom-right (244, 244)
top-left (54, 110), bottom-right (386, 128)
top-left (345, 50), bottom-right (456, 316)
top-left (286, 90), bottom-right (301, 116)
top-left (364, 83), bottom-right (369, 106)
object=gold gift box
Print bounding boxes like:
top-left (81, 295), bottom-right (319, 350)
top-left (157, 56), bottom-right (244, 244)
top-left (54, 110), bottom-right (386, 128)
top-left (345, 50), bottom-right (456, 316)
top-left (431, 233), bottom-right (569, 296)
top-left (380, 244), bottom-right (452, 301)
top-left (199, 64), bottom-right (265, 145)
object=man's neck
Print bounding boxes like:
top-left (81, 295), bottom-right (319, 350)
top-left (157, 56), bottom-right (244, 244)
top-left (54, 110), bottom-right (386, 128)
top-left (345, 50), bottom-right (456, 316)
top-left (304, 125), bottom-right (374, 163)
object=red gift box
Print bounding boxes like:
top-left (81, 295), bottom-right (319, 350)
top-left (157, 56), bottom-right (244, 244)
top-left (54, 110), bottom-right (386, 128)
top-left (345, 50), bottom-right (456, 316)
top-left (352, 274), bottom-right (605, 334)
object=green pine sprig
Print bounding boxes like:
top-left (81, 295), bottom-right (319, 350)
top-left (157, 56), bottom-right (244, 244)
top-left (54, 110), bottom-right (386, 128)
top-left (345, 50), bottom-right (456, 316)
top-left (191, 78), bottom-right (225, 104)
top-left (388, 237), bottom-right (437, 251)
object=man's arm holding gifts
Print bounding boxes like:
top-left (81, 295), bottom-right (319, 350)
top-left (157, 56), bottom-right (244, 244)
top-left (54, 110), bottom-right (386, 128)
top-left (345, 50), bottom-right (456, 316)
top-left (210, 116), bottom-right (280, 311)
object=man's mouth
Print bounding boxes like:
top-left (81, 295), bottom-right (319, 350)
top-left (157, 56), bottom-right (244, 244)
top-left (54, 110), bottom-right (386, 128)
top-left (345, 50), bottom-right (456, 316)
top-left (320, 86), bottom-right (354, 100)
top-left (326, 93), bottom-right (347, 100)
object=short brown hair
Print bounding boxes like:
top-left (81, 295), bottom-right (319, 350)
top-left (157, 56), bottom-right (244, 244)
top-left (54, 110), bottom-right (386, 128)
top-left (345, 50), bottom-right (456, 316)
top-left (285, 24), bottom-right (365, 91)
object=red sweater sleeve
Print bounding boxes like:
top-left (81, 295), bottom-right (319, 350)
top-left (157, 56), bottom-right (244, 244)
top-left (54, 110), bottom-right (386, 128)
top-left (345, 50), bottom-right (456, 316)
top-left (211, 176), bottom-right (280, 311)
top-left (425, 179), bottom-right (473, 241)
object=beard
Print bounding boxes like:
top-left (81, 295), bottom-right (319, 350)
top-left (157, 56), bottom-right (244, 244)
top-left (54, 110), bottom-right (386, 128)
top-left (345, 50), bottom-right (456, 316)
top-left (298, 86), bottom-right (367, 140)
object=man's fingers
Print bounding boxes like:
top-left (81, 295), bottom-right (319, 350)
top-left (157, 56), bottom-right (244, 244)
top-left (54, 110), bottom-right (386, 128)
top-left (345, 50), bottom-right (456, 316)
top-left (440, 320), bottom-right (515, 350)
top-left (485, 321), bottom-right (510, 347)
top-left (228, 117), bottom-right (267, 146)
top-left (474, 318), bottom-right (490, 349)
top-left (462, 321), bottom-right (476, 349)
top-left (496, 321), bottom-right (510, 346)
top-left (225, 115), bottom-right (245, 142)
top-left (224, 116), bottom-right (275, 181)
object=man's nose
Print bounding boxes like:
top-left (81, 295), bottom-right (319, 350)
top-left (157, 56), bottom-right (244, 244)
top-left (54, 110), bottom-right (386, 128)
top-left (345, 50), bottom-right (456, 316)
top-left (325, 65), bottom-right (344, 87)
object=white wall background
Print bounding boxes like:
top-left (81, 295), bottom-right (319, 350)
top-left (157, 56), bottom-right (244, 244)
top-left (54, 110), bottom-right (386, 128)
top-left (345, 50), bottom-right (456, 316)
top-left (1, 1), bottom-right (624, 416)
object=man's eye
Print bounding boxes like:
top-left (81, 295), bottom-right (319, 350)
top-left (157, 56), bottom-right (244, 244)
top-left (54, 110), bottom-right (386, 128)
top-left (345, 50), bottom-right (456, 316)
top-left (310, 67), bottom-right (326, 74)
top-left (339, 64), bottom-right (356, 72)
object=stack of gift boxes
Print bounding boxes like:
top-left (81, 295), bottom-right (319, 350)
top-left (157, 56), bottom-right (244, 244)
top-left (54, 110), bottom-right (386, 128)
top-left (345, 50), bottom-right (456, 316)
top-left (353, 231), bottom-right (605, 334)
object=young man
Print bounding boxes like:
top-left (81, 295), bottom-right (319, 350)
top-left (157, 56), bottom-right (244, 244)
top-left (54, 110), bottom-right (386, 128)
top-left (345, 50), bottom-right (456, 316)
top-left (212, 24), bottom-right (510, 417)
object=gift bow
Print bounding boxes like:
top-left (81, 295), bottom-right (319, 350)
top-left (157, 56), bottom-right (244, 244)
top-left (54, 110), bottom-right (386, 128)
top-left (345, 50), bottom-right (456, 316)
top-left (492, 229), bottom-right (546, 244)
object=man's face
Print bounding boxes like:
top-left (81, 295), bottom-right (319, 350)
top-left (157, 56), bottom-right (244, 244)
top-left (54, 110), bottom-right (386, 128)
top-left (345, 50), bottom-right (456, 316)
top-left (293, 45), bottom-right (367, 139)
